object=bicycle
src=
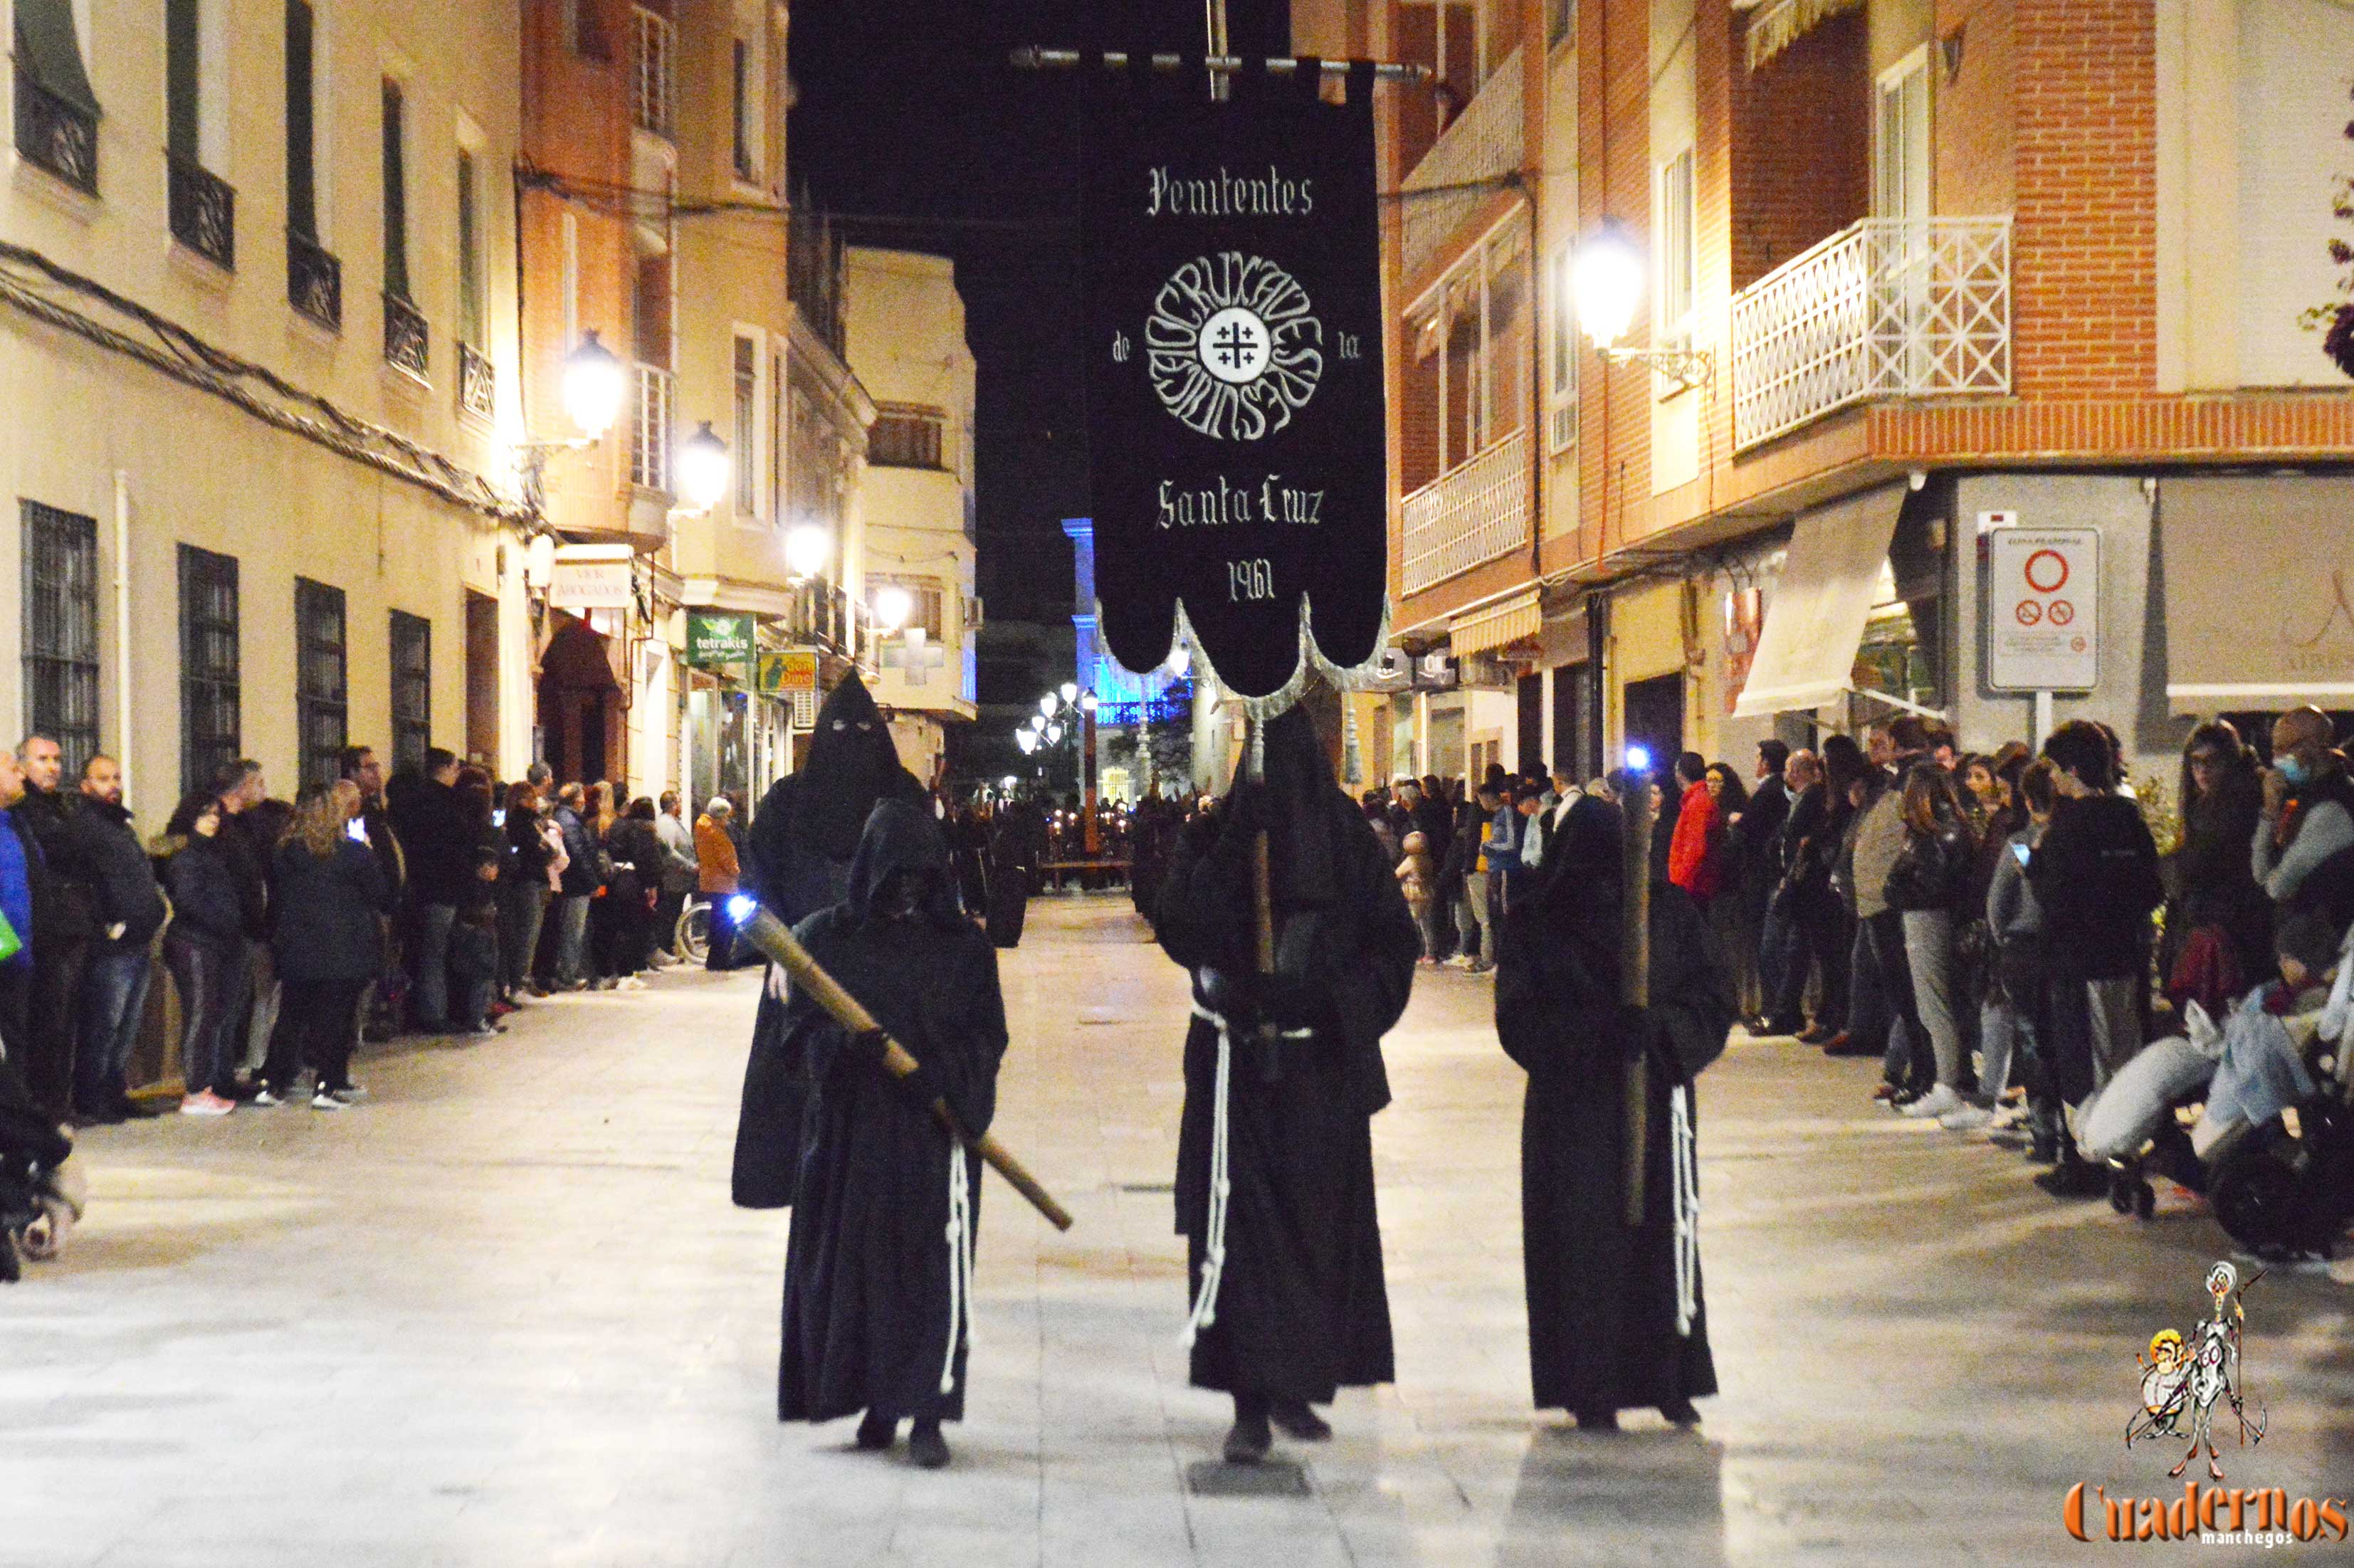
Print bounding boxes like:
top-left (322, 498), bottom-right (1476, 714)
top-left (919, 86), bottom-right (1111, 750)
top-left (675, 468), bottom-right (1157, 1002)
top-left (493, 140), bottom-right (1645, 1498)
top-left (675, 894), bottom-right (713, 965)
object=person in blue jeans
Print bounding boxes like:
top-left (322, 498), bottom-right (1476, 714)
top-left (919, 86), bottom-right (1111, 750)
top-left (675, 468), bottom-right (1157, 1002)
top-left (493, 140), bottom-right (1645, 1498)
top-left (71, 757), bottom-right (167, 1123)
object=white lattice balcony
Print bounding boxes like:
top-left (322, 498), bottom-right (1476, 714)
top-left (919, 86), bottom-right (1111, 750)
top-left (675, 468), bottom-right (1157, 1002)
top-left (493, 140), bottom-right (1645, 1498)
top-left (1728, 216), bottom-right (2012, 451)
top-left (1401, 428), bottom-right (1530, 596)
top-left (1399, 48), bottom-right (1523, 287)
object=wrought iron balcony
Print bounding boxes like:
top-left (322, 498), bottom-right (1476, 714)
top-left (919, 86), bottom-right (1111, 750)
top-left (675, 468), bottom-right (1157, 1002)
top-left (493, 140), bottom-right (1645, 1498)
top-left (1729, 216), bottom-right (2012, 452)
top-left (288, 229), bottom-right (342, 332)
top-left (14, 71), bottom-right (98, 194)
top-left (1400, 428), bottom-right (1530, 596)
top-left (629, 362), bottom-right (673, 493)
top-left (1398, 47), bottom-right (1522, 287)
top-left (382, 291), bottom-right (429, 382)
top-left (167, 154), bottom-right (235, 270)
top-left (457, 342), bottom-right (495, 421)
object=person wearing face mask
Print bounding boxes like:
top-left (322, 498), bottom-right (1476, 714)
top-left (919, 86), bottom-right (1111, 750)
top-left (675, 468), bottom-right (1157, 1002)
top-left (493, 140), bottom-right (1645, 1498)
top-left (733, 673), bottom-right (929, 1209)
top-left (2253, 706), bottom-right (2354, 943)
top-left (770, 800), bottom-right (1008, 1471)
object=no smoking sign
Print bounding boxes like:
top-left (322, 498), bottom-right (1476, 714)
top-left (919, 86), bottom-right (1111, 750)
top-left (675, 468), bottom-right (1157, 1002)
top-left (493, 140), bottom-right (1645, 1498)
top-left (1987, 526), bottom-right (2099, 691)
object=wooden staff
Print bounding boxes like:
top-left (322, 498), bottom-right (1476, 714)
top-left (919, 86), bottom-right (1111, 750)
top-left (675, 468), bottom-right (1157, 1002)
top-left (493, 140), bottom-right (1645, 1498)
top-left (1620, 767), bottom-right (1655, 1228)
top-left (735, 905), bottom-right (1076, 1232)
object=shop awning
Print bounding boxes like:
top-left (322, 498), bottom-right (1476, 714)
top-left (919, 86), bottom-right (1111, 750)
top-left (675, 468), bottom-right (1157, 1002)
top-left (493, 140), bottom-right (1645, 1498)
top-left (1731, 482), bottom-right (1906, 717)
top-left (1449, 588), bottom-right (1542, 657)
top-left (2161, 475), bottom-right (2354, 711)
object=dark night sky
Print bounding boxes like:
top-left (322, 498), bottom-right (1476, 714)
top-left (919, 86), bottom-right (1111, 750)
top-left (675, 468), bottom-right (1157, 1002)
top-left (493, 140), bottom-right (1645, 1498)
top-left (787, 1), bottom-right (1292, 626)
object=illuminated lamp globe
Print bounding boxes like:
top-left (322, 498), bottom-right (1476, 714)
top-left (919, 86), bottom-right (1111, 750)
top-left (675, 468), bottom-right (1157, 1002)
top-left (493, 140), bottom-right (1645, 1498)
top-left (1046, 722), bottom-right (1064, 746)
top-left (873, 584), bottom-right (913, 633)
top-left (1572, 223), bottom-right (1646, 350)
top-left (1016, 729), bottom-right (1039, 755)
top-left (1058, 681), bottom-right (1079, 705)
top-left (562, 330), bottom-right (627, 441)
top-left (1039, 694), bottom-right (1059, 717)
top-left (1078, 690), bottom-right (1098, 713)
top-left (677, 422), bottom-right (731, 513)
top-left (784, 522), bottom-right (830, 581)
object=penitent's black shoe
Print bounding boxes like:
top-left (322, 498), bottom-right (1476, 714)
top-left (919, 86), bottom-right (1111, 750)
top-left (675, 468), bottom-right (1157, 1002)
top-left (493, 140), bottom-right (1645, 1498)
top-left (907, 1420), bottom-right (950, 1470)
top-left (1223, 1409), bottom-right (1273, 1465)
top-left (1659, 1399), bottom-right (1702, 1428)
top-left (854, 1410), bottom-right (897, 1451)
top-left (1572, 1407), bottom-right (1619, 1432)
top-left (1269, 1399), bottom-right (1333, 1441)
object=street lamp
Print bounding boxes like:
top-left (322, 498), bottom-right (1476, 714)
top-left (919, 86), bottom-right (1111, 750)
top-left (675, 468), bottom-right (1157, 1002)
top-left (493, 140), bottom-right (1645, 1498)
top-left (1016, 727), bottom-right (1039, 754)
top-left (784, 522), bottom-right (830, 583)
top-left (1039, 693), bottom-right (1058, 719)
top-left (873, 584), bottom-right (913, 633)
top-left (676, 422), bottom-right (731, 514)
top-left (561, 330), bottom-right (627, 441)
top-left (1058, 681), bottom-right (1079, 705)
top-left (1572, 219), bottom-right (1710, 389)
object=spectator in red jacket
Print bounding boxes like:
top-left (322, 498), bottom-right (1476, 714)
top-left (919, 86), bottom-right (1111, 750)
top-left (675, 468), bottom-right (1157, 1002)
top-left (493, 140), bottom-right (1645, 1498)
top-left (1666, 752), bottom-right (1723, 905)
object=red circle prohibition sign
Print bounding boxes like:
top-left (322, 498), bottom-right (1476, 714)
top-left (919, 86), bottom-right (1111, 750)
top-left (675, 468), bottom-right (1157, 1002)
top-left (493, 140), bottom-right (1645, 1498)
top-left (2022, 548), bottom-right (2070, 594)
top-left (2049, 599), bottom-right (2076, 626)
top-left (2015, 599), bottom-right (2044, 626)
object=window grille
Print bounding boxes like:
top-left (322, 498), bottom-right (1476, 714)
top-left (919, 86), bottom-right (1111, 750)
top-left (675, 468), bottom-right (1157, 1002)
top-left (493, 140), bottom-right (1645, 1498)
top-left (20, 500), bottom-right (100, 776)
top-left (294, 578), bottom-right (348, 793)
top-left (390, 611), bottom-right (431, 773)
top-left (178, 544), bottom-right (241, 796)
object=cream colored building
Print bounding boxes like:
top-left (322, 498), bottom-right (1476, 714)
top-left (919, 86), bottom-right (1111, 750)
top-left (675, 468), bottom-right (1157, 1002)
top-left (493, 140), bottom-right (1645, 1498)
top-left (1, 0), bottom-right (533, 802)
top-left (844, 246), bottom-right (975, 785)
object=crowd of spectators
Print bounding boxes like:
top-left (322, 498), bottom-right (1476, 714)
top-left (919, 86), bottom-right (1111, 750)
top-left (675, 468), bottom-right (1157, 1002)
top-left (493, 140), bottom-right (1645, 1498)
top-left (0, 737), bottom-right (723, 1132)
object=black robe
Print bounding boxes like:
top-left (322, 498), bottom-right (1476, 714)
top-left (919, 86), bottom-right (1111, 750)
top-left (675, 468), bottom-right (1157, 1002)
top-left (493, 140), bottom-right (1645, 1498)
top-left (983, 804), bottom-right (1039, 949)
top-left (1493, 796), bottom-right (1735, 1417)
top-left (776, 803), bottom-right (1007, 1425)
top-left (732, 674), bottom-right (928, 1209)
top-left (1154, 709), bottom-right (1421, 1401)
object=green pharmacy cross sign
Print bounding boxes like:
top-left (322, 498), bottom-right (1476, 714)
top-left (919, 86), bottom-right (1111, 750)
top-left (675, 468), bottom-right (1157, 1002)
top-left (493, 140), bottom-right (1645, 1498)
top-left (685, 610), bottom-right (756, 668)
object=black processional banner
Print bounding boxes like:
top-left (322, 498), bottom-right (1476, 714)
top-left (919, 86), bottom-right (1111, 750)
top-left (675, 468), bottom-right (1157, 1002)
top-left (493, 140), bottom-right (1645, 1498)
top-left (1079, 60), bottom-right (1387, 701)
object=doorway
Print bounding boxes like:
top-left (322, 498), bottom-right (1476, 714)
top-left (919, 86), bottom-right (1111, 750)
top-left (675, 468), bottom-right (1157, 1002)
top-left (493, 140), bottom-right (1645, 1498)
top-left (536, 614), bottom-right (624, 784)
top-left (464, 591), bottom-right (499, 767)
top-left (1622, 672), bottom-right (1684, 775)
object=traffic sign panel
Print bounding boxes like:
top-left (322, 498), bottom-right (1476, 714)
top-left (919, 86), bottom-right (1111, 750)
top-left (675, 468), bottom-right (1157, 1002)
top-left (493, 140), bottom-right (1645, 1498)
top-left (1988, 527), bottom-right (2098, 691)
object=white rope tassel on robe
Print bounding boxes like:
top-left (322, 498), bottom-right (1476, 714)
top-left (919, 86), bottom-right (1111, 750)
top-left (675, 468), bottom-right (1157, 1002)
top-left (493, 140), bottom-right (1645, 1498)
top-left (1671, 1083), bottom-right (1700, 1338)
top-left (1181, 993), bottom-right (1310, 1348)
top-left (940, 1142), bottom-right (974, 1396)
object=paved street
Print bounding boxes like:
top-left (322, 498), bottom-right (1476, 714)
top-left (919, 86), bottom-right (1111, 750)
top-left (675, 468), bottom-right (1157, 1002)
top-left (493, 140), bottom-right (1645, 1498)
top-left (6, 893), bottom-right (2353, 1567)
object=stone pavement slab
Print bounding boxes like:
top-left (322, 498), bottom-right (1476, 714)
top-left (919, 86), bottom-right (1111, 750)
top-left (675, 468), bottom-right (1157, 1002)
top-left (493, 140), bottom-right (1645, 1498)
top-left (5, 894), bottom-right (2351, 1565)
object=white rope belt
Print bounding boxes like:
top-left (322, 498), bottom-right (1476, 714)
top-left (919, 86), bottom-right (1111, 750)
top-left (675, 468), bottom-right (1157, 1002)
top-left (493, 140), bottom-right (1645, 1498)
top-left (1671, 1083), bottom-right (1699, 1338)
top-left (940, 1141), bottom-right (974, 1395)
top-left (1182, 991), bottom-right (1310, 1348)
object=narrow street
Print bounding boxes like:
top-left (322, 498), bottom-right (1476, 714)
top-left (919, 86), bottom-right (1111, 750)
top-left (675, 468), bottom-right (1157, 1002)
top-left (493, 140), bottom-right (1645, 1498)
top-left (7, 893), bottom-right (2352, 1567)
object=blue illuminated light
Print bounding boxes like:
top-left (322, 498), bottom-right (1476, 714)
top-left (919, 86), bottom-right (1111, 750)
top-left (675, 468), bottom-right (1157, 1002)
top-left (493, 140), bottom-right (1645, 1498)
top-left (725, 894), bottom-right (760, 924)
top-left (1624, 744), bottom-right (1652, 774)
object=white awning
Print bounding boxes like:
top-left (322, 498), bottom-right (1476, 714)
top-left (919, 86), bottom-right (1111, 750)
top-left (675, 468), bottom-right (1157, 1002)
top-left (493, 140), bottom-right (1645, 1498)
top-left (2162, 475), bottom-right (2354, 711)
top-left (1731, 483), bottom-right (1906, 717)
top-left (1449, 588), bottom-right (1542, 656)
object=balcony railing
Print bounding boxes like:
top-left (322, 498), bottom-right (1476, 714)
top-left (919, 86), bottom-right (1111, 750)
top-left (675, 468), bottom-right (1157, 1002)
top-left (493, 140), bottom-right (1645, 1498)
top-left (1729, 216), bottom-right (2012, 451)
top-left (630, 362), bottom-right (673, 493)
top-left (287, 228), bottom-right (342, 332)
top-left (1399, 47), bottom-right (1522, 287)
top-left (167, 154), bottom-right (234, 269)
top-left (1401, 428), bottom-right (1530, 596)
top-left (14, 71), bottom-right (98, 194)
top-left (457, 342), bottom-right (495, 421)
top-left (632, 7), bottom-right (675, 138)
top-left (382, 292), bottom-right (429, 382)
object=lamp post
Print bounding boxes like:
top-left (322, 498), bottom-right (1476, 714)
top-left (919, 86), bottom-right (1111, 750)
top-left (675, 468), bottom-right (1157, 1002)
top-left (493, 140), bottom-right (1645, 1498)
top-left (1023, 685), bottom-right (1100, 846)
top-left (1572, 219), bottom-right (1711, 389)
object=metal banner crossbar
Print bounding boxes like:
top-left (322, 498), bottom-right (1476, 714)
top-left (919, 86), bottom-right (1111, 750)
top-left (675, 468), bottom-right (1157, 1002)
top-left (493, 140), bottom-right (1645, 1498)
top-left (1011, 46), bottom-right (1429, 85)
top-left (1728, 216), bottom-right (2010, 452)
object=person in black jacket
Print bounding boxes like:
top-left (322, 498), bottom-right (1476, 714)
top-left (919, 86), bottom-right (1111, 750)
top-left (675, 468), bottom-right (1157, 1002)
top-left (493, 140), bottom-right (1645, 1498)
top-left (2026, 720), bottom-right (2163, 1196)
top-left (70, 757), bottom-right (168, 1122)
top-left (1754, 749), bottom-right (1823, 1036)
top-left (155, 792), bottom-right (250, 1114)
top-left (2164, 722), bottom-right (2271, 1009)
top-left (11, 734), bottom-right (98, 1120)
top-left (499, 782), bottom-right (556, 1001)
top-left (390, 749), bottom-right (473, 1031)
top-left (260, 782), bottom-right (393, 1108)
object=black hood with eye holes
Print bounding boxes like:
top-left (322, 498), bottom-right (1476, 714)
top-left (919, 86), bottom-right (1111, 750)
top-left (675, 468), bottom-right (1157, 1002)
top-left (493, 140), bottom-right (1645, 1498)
top-left (845, 799), bottom-right (962, 928)
top-left (787, 673), bottom-right (923, 861)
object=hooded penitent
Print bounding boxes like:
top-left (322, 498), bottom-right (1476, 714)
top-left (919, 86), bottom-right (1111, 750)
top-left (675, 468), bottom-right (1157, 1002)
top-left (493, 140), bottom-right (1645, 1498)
top-left (1493, 793), bottom-right (1734, 1420)
top-left (774, 801), bottom-right (1008, 1427)
top-left (1152, 705), bottom-right (1421, 1403)
top-left (735, 673), bottom-right (931, 1209)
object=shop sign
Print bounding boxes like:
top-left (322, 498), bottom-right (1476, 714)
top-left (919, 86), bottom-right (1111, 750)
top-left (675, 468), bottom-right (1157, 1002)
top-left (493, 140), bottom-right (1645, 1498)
top-left (685, 610), bottom-right (756, 668)
top-left (1987, 527), bottom-right (2099, 691)
top-left (755, 649), bottom-right (819, 695)
top-left (548, 552), bottom-right (634, 611)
